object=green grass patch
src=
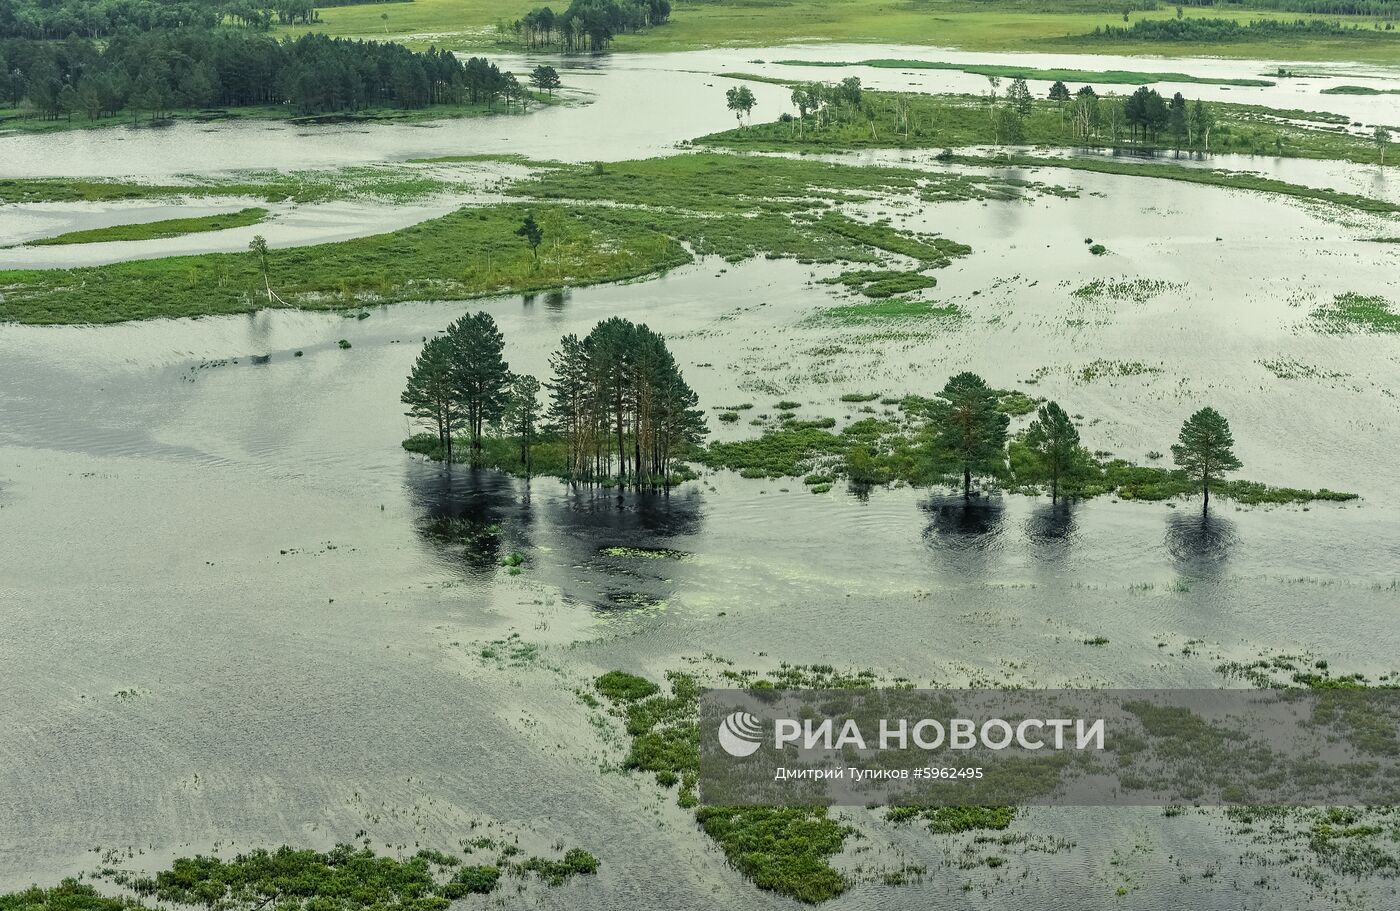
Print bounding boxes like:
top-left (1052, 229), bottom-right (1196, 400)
top-left (809, 299), bottom-right (964, 326)
top-left (25, 208), bottom-right (269, 246)
top-left (1310, 292), bottom-right (1400, 334)
top-left (775, 58), bottom-right (1274, 87)
top-left (4, 153), bottom-right (994, 324)
top-left (700, 90), bottom-right (1399, 172)
top-left (1320, 85), bottom-right (1400, 95)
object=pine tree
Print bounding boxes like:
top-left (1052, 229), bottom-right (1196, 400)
top-left (928, 372), bottom-right (1009, 496)
top-left (445, 311), bottom-right (512, 460)
top-left (1048, 80), bottom-right (1071, 104)
top-left (1171, 407), bottom-right (1242, 514)
top-left (402, 336), bottom-right (458, 461)
top-left (1023, 401), bottom-right (1084, 503)
top-left (503, 373), bottom-right (542, 469)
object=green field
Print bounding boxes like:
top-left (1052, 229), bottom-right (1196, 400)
top-left (279, 0), bottom-right (1400, 64)
top-left (24, 208), bottom-right (270, 246)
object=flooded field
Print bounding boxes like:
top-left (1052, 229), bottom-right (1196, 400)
top-left (2, 40), bottom-right (1399, 911)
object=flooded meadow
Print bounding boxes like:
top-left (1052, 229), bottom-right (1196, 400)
top-left (2, 42), bottom-right (1399, 911)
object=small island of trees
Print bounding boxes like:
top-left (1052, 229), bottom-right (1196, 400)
top-left (402, 311), bottom-right (707, 488)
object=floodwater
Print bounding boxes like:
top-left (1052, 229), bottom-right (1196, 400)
top-left (3, 43), bottom-right (1400, 911)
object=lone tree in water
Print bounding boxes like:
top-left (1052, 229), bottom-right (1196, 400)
top-left (725, 85), bottom-right (757, 127)
top-left (445, 311), bottom-right (512, 460)
top-left (1023, 401), bottom-right (1083, 503)
top-left (516, 213), bottom-right (544, 263)
top-left (503, 373), bottom-right (542, 470)
top-left (402, 336), bottom-right (458, 461)
top-left (928, 372), bottom-right (1009, 497)
top-left (529, 64), bottom-right (561, 96)
top-left (1375, 126), bottom-right (1391, 166)
top-left (1171, 407), bottom-right (1242, 514)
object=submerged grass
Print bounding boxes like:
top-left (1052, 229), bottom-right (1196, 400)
top-left (1309, 292), bottom-right (1400, 334)
top-left (776, 58), bottom-right (1273, 87)
top-left (24, 208), bottom-right (270, 246)
top-left (1, 841), bottom-right (599, 911)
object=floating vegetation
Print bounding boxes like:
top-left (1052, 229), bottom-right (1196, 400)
top-left (887, 805), bottom-right (1015, 833)
top-left (807, 299), bottom-right (963, 326)
top-left (3, 841), bottom-right (604, 911)
top-left (1071, 278), bottom-right (1183, 303)
top-left (1309, 292), bottom-right (1400, 334)
top-left (822, 268), bottom-right (938, 298)
top-left (599, 546), bottom-right (690, 560)
top-left (592, 664), bottom-right (908, 903)
top-left (477, 633), bottom-right (540, 667)
top-left (1259, 359), bottom-right (1348, 381)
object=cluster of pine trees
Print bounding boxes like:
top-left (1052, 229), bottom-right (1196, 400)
top-left (1, 29), bottom-right (519, 120)
top-left (910, 372), bottom-right (1241, 513)
top-left (513, 0), bottom-right (671, 52)
top-left (402, 312), bottom-right (707, 487)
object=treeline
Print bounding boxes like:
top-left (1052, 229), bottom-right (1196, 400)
top-left (1091, 17), bottom-right (1396, 40)
top-left (403, 311), bottom-right (707, 487)
top-left (513, 0), bottom-right (670, 52)
top-left (0, 0), bottom-right (325, 39)
top-left (1186, 0), bottom-right (1397, 16)
top-left (1050, 83), bottom-right (1215, 147)
top-left (1, 29), bottom-right (522, 120)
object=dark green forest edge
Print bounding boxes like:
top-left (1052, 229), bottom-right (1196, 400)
top-left (0, 840), bottom-right (600, 911)
top-left (0, 0), bottom-right (563, 131)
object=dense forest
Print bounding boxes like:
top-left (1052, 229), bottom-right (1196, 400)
top-left (0, 0), bottom-right (328, 39)
top-left (513, 0), bottom-right (672, 52)
top-left (1091, 16), bottom-right (1396, 40)
top-left (0, 29), bottom-right (519, 119)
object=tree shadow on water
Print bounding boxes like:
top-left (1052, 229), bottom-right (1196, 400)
top-left (921, 493), bottom-right (1006, 578)
top-left (1164, 510), bottom-right (1239, 579)
top-left (407, 463), bottom-right (531, 578)
top-left (1025, 500), bottom-right (1079, 563)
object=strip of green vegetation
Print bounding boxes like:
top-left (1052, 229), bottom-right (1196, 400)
top-left (0, 167), bottom-right (450, 206)
top-left (1321, 84), bottom-right (1400, 95)
top-left (26, 208), bottom-right (270, 246)
top-left (1310, 292), bottom-right (1400, 333)
top-left (809, 299), bottom-right (964, 326)
top-left (5, 154), bottom-right (1003, 324)
top-left (695, 395), bottom-right (1356, 506)
top-left (0, 93), bottom-right (556, 137)
top-left (774, 58), bottom-right (1274, 87)
top-left (0, 842), bottom-right (599, 911)
top-left (822, 268), bottom-right (939, 298)
top-left (948, 153), bottom-right (1400, 216)
top-left (0, 203), bottom-right (688, 324)
top-left (702, 89), bottom-right (1396, 170)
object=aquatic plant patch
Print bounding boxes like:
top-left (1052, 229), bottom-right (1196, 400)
top-left (1309, 293), bottom-right (1400, 334)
